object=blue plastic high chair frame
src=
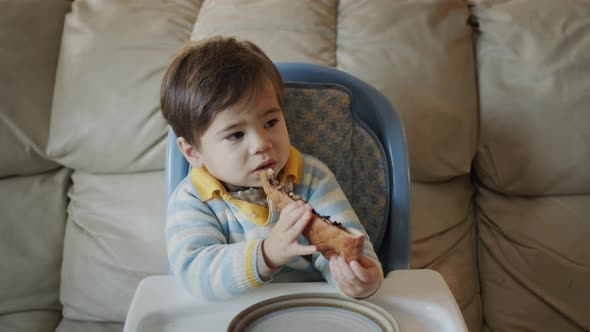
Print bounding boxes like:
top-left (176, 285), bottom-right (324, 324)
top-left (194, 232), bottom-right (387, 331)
top-left (165, 63), bottom-right (411, 273)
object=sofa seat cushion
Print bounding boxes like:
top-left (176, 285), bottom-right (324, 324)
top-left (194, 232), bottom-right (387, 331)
top-left (56, 319), bottom-right (123, 332)
top-left (478, 187), bottom-right (590, 331)
top-left (411, 176), bottom-right (481, 331)
top-left (0, 311), bottom-right (61, 332)
top-left (60, 171), bottom-right (167, 322)
top-left (0, 169), bottom-right (70, 317)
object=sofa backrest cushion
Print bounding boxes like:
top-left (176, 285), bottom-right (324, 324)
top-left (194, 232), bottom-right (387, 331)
top-left (0, 1), bottom-right (68, 176)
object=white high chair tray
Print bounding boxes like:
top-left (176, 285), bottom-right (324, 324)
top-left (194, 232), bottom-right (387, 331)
top-left (123, 269), bottom-right (467, 332)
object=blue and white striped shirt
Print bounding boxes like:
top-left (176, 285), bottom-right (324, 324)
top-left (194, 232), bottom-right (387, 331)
top-left (165, 147), bottom-right (381, 300)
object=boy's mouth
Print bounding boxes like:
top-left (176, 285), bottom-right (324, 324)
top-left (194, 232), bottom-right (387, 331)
top-left (252, 161), bottom-right (276, 173)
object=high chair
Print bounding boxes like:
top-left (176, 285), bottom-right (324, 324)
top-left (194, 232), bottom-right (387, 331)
top-left (125, 63), bottom-right (467, 332)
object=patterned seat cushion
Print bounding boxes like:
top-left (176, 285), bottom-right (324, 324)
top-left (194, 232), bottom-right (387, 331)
top-left (283, 83), bottom-right (388, 248)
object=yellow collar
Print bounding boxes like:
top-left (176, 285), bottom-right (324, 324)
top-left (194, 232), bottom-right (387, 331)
top-left (191, 146), bottom-right (303, 201)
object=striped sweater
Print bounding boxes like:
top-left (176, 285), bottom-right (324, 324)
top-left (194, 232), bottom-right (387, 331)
top-left (165, 147), bottom-right (381, 300)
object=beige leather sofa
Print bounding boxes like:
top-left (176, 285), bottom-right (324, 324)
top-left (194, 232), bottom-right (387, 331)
top-left (1, 1), bottom-right (588, 331)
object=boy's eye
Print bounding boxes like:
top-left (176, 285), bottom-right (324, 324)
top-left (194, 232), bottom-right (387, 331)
top-left (226, 131), bottom-right (244, 141)
top-left (265, 118), bottom-right (279, 128)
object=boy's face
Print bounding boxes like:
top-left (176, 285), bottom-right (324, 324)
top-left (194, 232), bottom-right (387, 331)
top-left (178, 81), bottom-right (291, 188)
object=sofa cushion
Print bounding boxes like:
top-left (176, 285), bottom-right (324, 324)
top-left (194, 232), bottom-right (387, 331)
top-left (411, 176), bottom-right (481, 331)
top-left (477, 187), bottom-right (590, 331)
top-left (60, 171), bottom-right (167, 322)
top-left (0, 169), bottom-right (70, 316)
top-left (192, 0), bottom-right (337, 65)
top-left (56, 319), bottom-right (123, 332)
top-left (337, 0), bottom-right (478, 182)
top-left (48, 0), bottom-right (202, 173)
top-left (0, 0), bottom-right (69, 176)
top-left (0, 311), bottom-right (61, 332)
top-left (474, 0), bottom-right (590, 196)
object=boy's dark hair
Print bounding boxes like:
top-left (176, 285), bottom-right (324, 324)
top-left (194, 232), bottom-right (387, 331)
top-left (160, 36), bottom-right (285, 147)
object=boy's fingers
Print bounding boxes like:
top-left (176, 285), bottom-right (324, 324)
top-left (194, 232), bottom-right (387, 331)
top-left (357, 256), bottom-right (376, 268)
top-left (337, 256), bottom-right (358, 284)
top-left (295, 244), bottom-right (317, 256)
top-left (349, 260), bottom-right (371, 283)
top-left (290, 206), bottom-right (313, 234)
top-left (278, 201), bottom-right (306, 229)
top-left (329, 257), bottom-right (342, 282)
top-left (330, 257), bottom-right (356, 295)
top-left (281, 201), bottom-right (303, 216)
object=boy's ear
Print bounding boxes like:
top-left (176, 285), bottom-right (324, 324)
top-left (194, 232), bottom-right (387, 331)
top-left (177, 137), bottom-right (203, 168)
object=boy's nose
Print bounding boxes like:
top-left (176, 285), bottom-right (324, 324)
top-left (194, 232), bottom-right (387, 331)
top-left (249, 132), bottom-right (272, 154)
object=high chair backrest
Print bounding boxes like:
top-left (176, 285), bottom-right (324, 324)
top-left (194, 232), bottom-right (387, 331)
top-left (165, 63), bottom-right (411, 273)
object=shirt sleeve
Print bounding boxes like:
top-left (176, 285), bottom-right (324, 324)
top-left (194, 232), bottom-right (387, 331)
top-left (302, 157), bottom-right (384, 287)
top-left (165, 179), bottom-right (270, 300)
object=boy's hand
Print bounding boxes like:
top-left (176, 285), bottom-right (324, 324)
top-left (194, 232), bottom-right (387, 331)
top-left (262, 200), bottom-right (317, 268)
top-left (329, 255), bottom-right (383, 298)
